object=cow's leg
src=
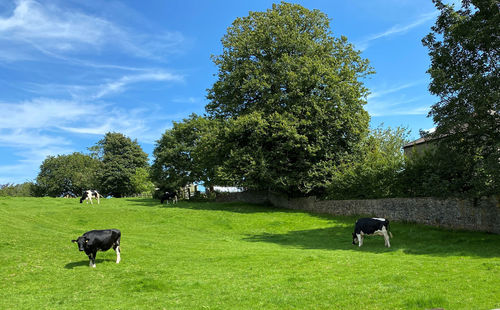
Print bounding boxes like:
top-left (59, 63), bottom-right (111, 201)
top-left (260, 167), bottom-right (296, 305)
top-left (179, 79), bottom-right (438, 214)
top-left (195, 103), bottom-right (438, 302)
top-left (97, 195), bottom-right (100, 204)
top-left (383, 230), bottom-right (390, 247)
top-left (89, 196), bottom-right (93, 205)
top-left (88, 252), bottom-right (96, 268)
top-left (357, 233), bottom-right (363, 247)
top-left (115, 246), bottom-right (121, 263)
top-left (113, 241), bottom-right (121, 264)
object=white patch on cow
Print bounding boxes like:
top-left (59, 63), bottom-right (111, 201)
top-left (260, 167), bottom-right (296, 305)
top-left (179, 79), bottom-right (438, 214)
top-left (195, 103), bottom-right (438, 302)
top-left (116, 246), bottom-right (121, 264)
top-left (84, 190), bottom-right (101, 205)
top-left (372, 217), bottom-right (386, 221)
top-left (358, 227), bottom-right (391, 247)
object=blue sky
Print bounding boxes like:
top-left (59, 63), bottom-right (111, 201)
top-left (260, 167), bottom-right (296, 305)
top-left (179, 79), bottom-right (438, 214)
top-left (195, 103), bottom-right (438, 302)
top-left (0, 0), bottom-right (459, 184)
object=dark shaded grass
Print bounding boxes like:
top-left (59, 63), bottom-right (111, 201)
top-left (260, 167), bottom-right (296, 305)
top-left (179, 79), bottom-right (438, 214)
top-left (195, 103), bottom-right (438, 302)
top-left (244, 221), bottom-right (500, 258)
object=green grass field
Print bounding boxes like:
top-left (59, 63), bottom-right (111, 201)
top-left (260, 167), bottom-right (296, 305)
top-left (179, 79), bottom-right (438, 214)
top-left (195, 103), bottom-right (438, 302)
top-left (1, 197), bottom-right (499, 309)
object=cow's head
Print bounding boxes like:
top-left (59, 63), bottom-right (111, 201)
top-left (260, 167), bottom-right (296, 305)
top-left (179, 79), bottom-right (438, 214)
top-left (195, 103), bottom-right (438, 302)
top-left (352, 233), bottom-right (359, 245)
top-left (72, 236), bottom-right (88, 251)
top-left (79, 193), bottom-right (87, 203)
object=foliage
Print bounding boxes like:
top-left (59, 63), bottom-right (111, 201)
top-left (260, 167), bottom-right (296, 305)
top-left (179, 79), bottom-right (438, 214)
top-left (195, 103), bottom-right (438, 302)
top-left (151, 114), bottom-right (221, 191)
top-left (92, 132), bottom-right (149, 197)
top-left (0, 182), bottom-right (35, 197)
top-left (130, 167), bottom-right (155, 195)
top-left (399, 140), bottom-right (497, 198)
top-left (35, 152), bottom-right (101, 197)
top-left (327, 127), bottom-right (410, 199)
top-left (1, 197), bottom-right (499, 309)
top-left (422, 0), bottom-right (500, 197)
top-left (206, 2), bottom-right (373, 196)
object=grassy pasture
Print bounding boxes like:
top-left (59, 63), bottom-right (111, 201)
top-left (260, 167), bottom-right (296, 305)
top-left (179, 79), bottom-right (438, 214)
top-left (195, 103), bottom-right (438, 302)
top-left (0, 197), bottom-right (499, 309)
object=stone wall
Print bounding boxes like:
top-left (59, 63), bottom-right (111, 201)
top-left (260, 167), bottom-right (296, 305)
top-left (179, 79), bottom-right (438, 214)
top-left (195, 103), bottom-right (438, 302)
top-left (216, 191), bottom-right (500, 234)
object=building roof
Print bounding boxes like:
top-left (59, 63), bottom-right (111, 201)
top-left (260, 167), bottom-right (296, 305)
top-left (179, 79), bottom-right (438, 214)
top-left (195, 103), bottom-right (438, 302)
top-left (403, 137), bottom-right (429, 149)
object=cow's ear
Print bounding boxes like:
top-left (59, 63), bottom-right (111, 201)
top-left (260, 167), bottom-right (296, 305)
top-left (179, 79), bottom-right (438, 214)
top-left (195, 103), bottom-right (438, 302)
top-left (71, 239), bottom-right (77, 243)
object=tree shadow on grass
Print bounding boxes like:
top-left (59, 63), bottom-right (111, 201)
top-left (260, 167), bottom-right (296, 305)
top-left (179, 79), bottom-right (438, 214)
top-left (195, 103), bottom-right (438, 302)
top-left (123, 198), bottom-right (159, 207)
top-left (64, 259), bottom-right (115, 269)
top-left (123, 199), bottom-right (500, 257)
top-left (243, 220), bottom-right (500, 258)
top-left (124, 198), bottom-right (296, 214)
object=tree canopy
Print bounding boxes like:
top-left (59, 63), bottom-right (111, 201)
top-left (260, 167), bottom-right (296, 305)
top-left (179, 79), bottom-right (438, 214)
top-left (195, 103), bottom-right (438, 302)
top-left (151, 114), bottom-right (227, 194)
top-left (422, 0), bottom-right (500, 196)
top-left (35, 152), bottom-right (101, 197)
top-left (92, 132), bottom-right (149, 197)
top-left (206, 2), bottom-right (373, 196)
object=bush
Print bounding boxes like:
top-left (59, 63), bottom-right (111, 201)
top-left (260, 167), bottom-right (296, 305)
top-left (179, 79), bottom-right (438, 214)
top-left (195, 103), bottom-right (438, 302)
top-left (326, 127), bottom-right (408, 199)
top-left (0, 182), bottom-right (35, 197)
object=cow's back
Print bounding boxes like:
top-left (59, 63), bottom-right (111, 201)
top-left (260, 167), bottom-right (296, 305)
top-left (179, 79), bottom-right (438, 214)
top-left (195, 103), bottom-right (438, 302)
top-left (85, 229), bottom-right (121, 251)
top-left (354, 218), bottom-right (387, 235)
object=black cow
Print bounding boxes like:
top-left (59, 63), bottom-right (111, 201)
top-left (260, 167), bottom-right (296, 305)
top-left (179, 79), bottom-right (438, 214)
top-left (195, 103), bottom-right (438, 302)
top-left (352, 218), bottom-right (393, 247)
top-left (160, 191), bottom-right (178, 204)
top-left (80, 190), bottom-right (102, 204)
top-left (72, 229), bottom-right (121, 267)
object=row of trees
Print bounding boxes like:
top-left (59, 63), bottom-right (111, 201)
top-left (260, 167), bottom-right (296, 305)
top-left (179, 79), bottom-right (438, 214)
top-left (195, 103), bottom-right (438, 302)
top-left (34, 133), bottom-right (152, 197)
top-left (6, 1), bottom-right (497, 199)
top-left (151, 1), bottom-right (499, 199)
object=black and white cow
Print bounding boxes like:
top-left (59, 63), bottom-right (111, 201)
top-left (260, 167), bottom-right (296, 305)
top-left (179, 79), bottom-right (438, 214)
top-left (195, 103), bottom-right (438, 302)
top-left (80, 190), bottom-right (102, 204)
top-left (72, 229), bottom-right (121, 268)
top-left (352, 218), bottom-right (393, 247)
top-left (160, 191), bottom-right (178, 204)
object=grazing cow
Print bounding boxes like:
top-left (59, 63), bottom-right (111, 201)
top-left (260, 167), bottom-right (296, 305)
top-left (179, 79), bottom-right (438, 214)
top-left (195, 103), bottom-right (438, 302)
top-left (72, 229), bottom-right (121, 268)
top-left (80, 190), bottom-right (102, 204)
top-left (352, 218), bottom-right (393, 247)
top-left (160, 191), bottom-right (178, 204)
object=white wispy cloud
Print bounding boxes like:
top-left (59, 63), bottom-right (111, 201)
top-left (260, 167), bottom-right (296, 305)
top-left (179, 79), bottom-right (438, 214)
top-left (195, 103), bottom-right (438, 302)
top-left (172, 97), bottom-right (202, 104)
top-left (366, 95), bottom-right (431, 116)
top-left (0, 96), bottom-right (155, 183)
top-left (0, 144), bottom-right (76, 184)
top-left (0, 98), bottom-right (93, 130)
top-left (366, 81), bottom-right (432, 117)
top-left (19, 70), bottom-right (184, 100)
top-left (0, 94), bottom-right (188, 146)
top-left (356, 11), bottom-right (438, 50)
top-left (366, 102), bottom-right (430, 117)
top-left (0, 0), bottom-right (114, 50)
top-left (93, 72), bottom-right (184, 99)
top-left (0, 0), bottom-right (186, 61)
top-left (367, 80), bottom-right (425, 100)
top-left (0, 97), bottom-right (154, 136)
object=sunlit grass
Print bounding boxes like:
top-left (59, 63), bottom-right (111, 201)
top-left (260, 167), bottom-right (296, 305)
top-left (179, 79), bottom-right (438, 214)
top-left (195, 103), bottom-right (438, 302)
top-left (0, 197), bottom-right (499, 309)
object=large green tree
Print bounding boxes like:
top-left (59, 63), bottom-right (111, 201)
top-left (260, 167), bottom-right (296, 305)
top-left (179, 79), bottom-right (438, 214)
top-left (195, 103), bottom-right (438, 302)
top-left (206, 2), bottom-right (372, 196)
top-left (91, 132), bottom-right (149, 197)
top-left (35, 152), bottom-right (101, 197)
top-left (422, 0), bottom-right (500, 196)
top-left (151, 114), bottom-right (220, 192)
